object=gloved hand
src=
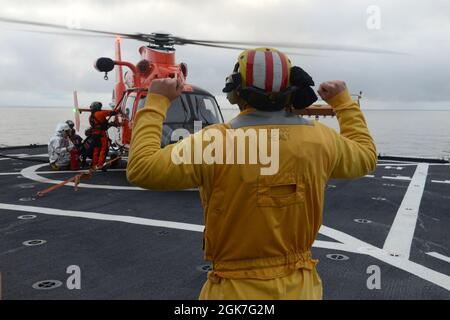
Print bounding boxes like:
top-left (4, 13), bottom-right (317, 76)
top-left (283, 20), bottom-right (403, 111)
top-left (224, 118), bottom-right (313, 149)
top-left (148, 78), bottom-right (183, 102)
top-left (318, 81), bottom-right (347, 101)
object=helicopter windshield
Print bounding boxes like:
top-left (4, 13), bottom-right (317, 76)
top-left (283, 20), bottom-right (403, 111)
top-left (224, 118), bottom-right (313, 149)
top-left (136, 95), bottom-right (190, 124)
top-left (186, 94), bottom-right (222, 125)
top-left (136, 93), bottom-right (222, 126)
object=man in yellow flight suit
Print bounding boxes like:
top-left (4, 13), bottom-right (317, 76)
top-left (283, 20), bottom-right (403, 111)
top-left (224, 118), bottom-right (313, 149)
top-left (127, 48), bottom-right (377, 300)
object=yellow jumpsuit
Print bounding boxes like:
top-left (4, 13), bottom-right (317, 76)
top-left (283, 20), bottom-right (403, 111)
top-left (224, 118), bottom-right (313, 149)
top-left (127, 90), bottom-right (377, 300)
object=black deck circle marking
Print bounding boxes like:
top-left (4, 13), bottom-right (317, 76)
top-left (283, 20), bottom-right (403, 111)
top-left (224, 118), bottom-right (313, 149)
top-left (22, 239), bottom-right (46, 246)
top-left (196, 264), bottom-right (212, 272)
top-left (18, 215), bottom-right (37, 220)
top-left (326, 253), bottom-right (349, 261)
top-left (353, 218), bottom-right (372, 224)
top-left (32, 280), bottom-right (62, 290)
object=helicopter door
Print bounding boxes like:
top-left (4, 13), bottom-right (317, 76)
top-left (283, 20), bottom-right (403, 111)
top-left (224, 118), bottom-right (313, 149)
top-left (118, 94), bottom-right (136, 145)
top-left (123, 95), bottom-right (136, 121)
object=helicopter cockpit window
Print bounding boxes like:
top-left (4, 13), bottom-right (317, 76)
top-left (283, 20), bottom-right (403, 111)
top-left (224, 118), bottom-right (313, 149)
top-left (136, 95), bottom-right (190, 125)
top-left (189, 95), bottom-right (222, 125)
top-left (166, 96), bottom-right (190, 124)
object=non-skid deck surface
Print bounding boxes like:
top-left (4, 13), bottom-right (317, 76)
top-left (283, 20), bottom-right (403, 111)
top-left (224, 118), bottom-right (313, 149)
top-left (0, 146), bottom-right (449, 299)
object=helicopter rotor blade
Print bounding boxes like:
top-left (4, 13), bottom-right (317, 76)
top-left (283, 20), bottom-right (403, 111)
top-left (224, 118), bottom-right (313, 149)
top-left (183, 41), bottom-right (322, 57)
top-left (174, 37), bottom-right (405, 55)
top-left (6, 28), bottom-right (117, 38)
top-left (0, 16), bottom-right (404, 55)
top-left (0, 16), bottom-right (142, 40)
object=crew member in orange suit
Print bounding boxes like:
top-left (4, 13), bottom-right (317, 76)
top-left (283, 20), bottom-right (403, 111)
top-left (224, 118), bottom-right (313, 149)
top-left (89, 101), bottom-right (117, 170)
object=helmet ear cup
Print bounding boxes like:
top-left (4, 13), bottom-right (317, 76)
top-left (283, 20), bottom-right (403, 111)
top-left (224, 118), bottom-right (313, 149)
top-left (289, 67), bottom-right (318, 110)
top-left (291, 86), bottom-right (318, 110)
top-left (290, 66), bottom-right (315, 87)
top-left (223, 63), bottom-right (243, 105)
top-left (222, 63), bottom-right (242, 94)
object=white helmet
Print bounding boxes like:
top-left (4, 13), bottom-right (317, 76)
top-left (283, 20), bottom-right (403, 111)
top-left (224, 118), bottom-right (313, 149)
top-left (55, 123), bottom-right (70, 134)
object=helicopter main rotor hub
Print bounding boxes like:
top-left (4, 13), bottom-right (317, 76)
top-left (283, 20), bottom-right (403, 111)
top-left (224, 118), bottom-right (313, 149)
top-left (142, 32), bottom-right (176, 51)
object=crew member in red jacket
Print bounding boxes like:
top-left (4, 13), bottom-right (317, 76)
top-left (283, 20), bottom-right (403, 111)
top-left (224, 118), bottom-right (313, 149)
top-left (89, 101), bottom-right (117, 169)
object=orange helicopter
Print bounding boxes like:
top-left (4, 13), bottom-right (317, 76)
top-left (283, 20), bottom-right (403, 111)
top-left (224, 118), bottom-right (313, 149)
top-left (0, 16), bottom-right (394, 160)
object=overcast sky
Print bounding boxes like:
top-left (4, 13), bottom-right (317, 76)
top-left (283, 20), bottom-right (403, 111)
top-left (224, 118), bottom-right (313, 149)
top-left (0, 0), bottom-right (449, 109)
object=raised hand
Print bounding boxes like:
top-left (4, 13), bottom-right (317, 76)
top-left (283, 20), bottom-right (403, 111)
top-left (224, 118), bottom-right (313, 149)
top-left (318, 80), bottom-right (348, 101)
top-left (148, 77), bottom-right (183, 102)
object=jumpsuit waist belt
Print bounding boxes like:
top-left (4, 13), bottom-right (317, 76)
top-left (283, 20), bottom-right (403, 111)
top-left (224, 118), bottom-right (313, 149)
top-left (208, 251), bottom-right (318, 283)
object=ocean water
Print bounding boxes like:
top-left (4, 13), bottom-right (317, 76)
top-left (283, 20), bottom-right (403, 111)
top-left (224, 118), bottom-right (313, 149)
top-left (1, 106), bottom-right (450, 159)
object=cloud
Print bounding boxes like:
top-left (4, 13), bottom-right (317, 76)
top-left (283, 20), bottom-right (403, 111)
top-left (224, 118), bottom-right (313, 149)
top-left (0, 0), bottom-right (449, 108)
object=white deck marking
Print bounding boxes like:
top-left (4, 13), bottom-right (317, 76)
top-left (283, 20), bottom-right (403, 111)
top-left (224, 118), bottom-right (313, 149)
top-left (431, 180), bottom-right (450, 184)
top-left (19, 163), bottom-right (196, 191)
top-left (0, 172), bottom-right (23, 176)
top-left (4, 153), bottom-right (48, 158)
top-left (378, 159), bottom-right (450, 166)
top-left (426, 252), bottom-right (450, 264)
top-left (0, 153), bottom-right (47, 161)
top-left (0, 202), bottom-right (204, 232)
top-left (362, 175), bottom-right (445, 185)
top-left (312, 240), bottom-right (359, 254)
top-left (378, 159), bottom-right (414, 164)
top-left (383, 163), bottom-right (429, 259)
top-left (20, 153), bottom-right (48, 158)
top-left (20, 163), bottom-right (144, 190)
top-left (381, 176), bottom-right (412, 181)
top-left (4, 153), bottom-right (29, 157)
top-left (319, 225), bottom-right (450, 291)
top-left (0, 169), bottom-right (126, 176)
top-left (0, 202), bottom-right (449, 291)
top-left (378, 163), bottom-right (419, 166)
